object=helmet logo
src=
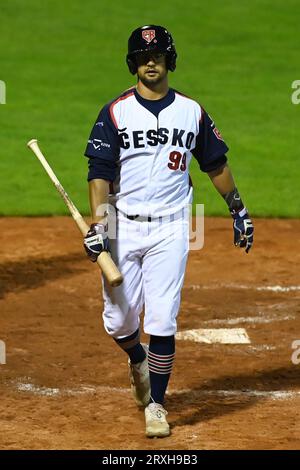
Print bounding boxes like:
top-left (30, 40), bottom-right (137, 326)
top-left (142, 29), bottom-right (156, 43)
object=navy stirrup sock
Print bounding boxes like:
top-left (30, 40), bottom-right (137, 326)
top-left (114, 328), bottom-right (146, 364)
top-left (148, 335), bottom-right (175, 405)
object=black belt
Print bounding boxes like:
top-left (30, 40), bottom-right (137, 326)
top-left (126, 214), bottom-right (156, 222)
top-left (117, 208), bottom-right (181, 222)
top-left (116, 209), bottom-right (160, 222)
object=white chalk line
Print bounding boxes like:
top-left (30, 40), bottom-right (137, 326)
top-left (169, 389), bottom-right (300, 401)
top-left (245, 345), bottom-right (277, 352)
top-left (10, 380), bottom-right (300, 401)
top-left (185, 284), bottom-right (300, 293)
top-left (202, 314), bottom-right (296, 325)
top-left (176, 328), bottom-right (251, 344)
top-left (183, 284), bottom-right (297, 325)
top-left (12, 380), bottom-right (128, 397)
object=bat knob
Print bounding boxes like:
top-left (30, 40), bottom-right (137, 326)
top-left (27, 139), bottom-right (38, 148)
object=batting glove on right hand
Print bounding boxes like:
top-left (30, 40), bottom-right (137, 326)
top-left (84, 223), bottom-right (110, 262)
top-left (232, 209), bottom-right (254, 253)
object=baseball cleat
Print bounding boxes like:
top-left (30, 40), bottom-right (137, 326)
top-left (145, 402), bottom-right (170, 437)
top-left (128, 343), bottom-right (150, 407)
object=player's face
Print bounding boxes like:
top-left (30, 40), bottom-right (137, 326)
top-left (136, 52), bottom-right (168, 86)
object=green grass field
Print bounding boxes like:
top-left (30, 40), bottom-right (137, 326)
top-left (0, 0), bottom-right (299, 216)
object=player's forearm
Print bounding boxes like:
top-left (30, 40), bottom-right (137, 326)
top-left (88, 178), bottom-right (110, 224)
top-left (207, 163), bottom-right (235, 194)
top-left (208, 163), bottom-right (246, 215)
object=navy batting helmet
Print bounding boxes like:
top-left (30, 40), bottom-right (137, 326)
top-left (126, 25), bottom-right (177, 74)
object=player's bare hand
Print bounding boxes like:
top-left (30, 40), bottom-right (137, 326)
top-left (84, 222), bottom-right (110, 262)
top-left (233, 212), bottom-right (254, 253)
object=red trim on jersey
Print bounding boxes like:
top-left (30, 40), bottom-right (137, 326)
top-left (175, 90), bottom-right (204, 123)
top-left (174, 90), bottom-right (194, 101)
top-left (109, 90), bottom-right (135, 129)
top-left (199, 106), bottom-right (205, 123)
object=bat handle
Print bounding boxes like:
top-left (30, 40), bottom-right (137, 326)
top-left (76, 215), bottom-right (123, 287)
top-left (27, 139), bottom-right (123, 287)
top-left (98, 252), bottom-right (123, 287)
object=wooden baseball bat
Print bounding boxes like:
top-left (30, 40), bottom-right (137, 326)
top-left (27, 139), bottom-right (123, 287)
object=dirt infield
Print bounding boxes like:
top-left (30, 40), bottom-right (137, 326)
top-left (0, 217), bottom-right (299, 450)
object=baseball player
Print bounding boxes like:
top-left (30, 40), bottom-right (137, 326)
top-left (83, 25), bottom-right (254, 438)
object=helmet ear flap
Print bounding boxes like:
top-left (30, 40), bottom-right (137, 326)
top-left (126, 56), bottom-right (137, 75)
top-left (166, 52), bottom-right (177, 72)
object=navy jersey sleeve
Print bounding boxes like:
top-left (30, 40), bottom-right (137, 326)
top-left (87, 158), bottom-right (117, 182)
top-left (192, 109), bottom-right (229, 172)
top-left (84, 104), bottom-right (119, 181)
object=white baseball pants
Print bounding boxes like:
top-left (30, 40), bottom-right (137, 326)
top-left (101, 209), bottom-right (189, 339)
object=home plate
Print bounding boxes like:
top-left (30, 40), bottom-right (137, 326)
top-left (176, 328), bottom-right (251, 344)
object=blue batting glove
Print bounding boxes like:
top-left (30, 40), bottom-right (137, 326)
top-left (84, 223), bottom-right (110, 262)
top-left (232, 209), bottom-right (254, 253)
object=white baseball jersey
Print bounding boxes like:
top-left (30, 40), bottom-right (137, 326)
top-left (85, 87), bottom-right (228, 338)
top-left (85, 87), bottom-right (228, 217)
